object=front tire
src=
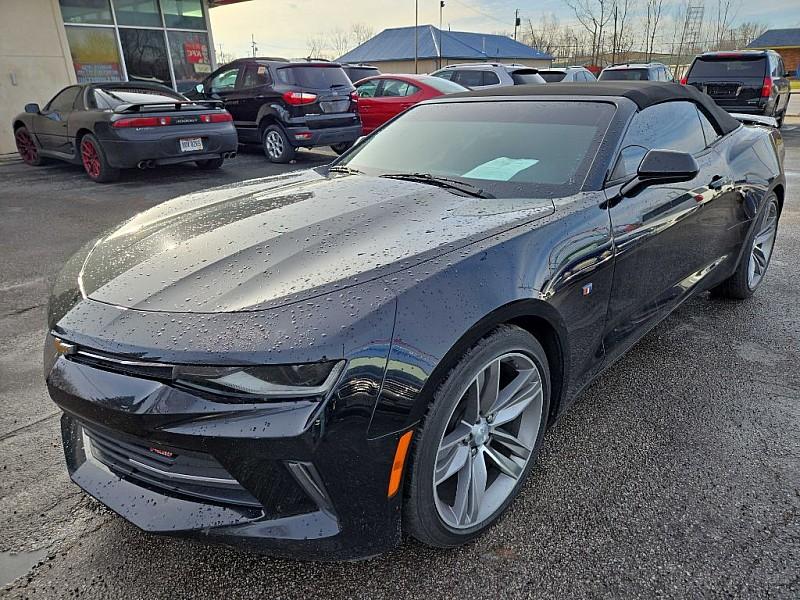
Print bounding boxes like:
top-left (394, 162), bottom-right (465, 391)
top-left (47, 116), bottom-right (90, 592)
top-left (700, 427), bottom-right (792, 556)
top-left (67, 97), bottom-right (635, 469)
top-left (404, 325), bottom-right (550, 548)
top-left (14, 127), bottom-right (46, 166)
top-left (330, 142), bottom-right (354, 155)
top-left (196, 157), bottom-right (225, 170)
top-left (711, 193), bottom-right (779, 299)
top-left (80, 134), bottom-right (119, 183)
top-left (262, 125), bottom-right (295, 163)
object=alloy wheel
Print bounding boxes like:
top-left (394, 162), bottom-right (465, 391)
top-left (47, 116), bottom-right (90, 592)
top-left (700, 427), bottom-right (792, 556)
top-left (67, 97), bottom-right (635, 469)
top-left (265, 130), bottom-right (284, 159)
top-left (15, 129), bottom-right (38, 164)
top-left (748, 200), bottom-right (778, 289)
top-left (433, 352), bottom-right (544, 529)
top-left (81, 139), bottom-right (101, 179)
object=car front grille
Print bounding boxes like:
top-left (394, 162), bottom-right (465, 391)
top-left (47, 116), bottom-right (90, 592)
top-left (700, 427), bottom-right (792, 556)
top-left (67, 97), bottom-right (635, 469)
top-left (319, 99), bottom-right (351, 114)
top-left (81, 422), bottom-right (262, 508)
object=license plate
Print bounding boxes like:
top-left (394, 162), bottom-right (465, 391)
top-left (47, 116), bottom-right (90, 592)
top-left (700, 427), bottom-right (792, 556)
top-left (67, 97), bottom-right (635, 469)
top-left (179, 138), bottom-right (203, 152)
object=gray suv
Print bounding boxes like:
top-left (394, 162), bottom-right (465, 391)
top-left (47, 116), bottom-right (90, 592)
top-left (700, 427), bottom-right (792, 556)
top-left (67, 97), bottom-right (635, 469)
top-left (431, 63), bottom-right (545, 89)
top-left (598, 63), bottom-right (674, 82)
top-left (538, 66), bottom-right (597, 82)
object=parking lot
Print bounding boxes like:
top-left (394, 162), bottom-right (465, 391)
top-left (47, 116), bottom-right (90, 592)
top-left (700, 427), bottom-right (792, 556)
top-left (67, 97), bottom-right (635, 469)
top-left (1, 126), bottom-right (799, 598)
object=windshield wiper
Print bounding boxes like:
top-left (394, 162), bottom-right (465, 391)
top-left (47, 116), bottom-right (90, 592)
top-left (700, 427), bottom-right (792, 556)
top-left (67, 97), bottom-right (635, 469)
top-left (328, 165), bottom-right (363, 175)
top-left (379, 172), bottom-right (494, 198)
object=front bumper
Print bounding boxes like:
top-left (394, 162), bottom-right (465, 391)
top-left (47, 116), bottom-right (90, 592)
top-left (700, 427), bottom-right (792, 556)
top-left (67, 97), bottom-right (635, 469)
top-left (49, 355), bottom-right (405, 560)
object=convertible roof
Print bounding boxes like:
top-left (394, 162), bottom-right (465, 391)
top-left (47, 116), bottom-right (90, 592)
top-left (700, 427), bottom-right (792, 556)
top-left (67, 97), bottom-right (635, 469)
top-left (453, 81), bottom-right (741, 135)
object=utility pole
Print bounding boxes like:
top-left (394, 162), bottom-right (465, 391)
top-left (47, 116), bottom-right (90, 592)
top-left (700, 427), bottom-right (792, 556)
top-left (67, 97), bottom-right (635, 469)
top-left (414, 0), bottom-right (419, 74)
top-left (439, 1), bottom-right (445, 70)
top-left (611, 5), bottom-right (618, 65)
top-left (513, 8), bottom-right (520, 41)
top-left (250, 34), bottom-right (257, 58)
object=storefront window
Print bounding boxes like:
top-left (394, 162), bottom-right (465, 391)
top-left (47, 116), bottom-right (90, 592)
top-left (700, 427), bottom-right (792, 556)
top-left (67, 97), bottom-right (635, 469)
top-left (161, 0), bottom-right (207, 29)
top-left (119, 29), bottom-right (172, 87)
top-left (168, 31), bottom-right (212, 92)
top-left (114, 0), bottom-right (161, 27)
top-left (59, 0), bottom-right (113, 24)
top-left (64, 26), bottom-right (123, 83)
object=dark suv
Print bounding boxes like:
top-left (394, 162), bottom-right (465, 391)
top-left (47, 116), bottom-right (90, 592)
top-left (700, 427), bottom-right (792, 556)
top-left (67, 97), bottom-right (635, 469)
top-left (682, 50), bottom-right (791, 127)
top-left (189, 58), bottom-right (362, 162)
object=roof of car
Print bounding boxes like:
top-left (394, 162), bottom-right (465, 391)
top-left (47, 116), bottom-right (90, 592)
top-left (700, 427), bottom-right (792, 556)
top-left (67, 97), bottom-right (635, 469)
top-left (447, 81), bottom-right (741, 134)
top-left (699, 50), bottom-right (770, 57)
top-left (603, 63), bottom-right (664, 70)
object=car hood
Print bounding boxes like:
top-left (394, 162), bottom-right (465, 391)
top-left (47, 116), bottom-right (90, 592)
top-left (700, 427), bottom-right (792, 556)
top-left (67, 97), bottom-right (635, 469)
top-left (80, 170), bottom-right (554, 313)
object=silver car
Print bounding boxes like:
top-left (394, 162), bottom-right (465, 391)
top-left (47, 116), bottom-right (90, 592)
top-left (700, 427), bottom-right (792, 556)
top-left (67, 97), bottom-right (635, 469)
top-left (430, 62), bottom-right (545, 89)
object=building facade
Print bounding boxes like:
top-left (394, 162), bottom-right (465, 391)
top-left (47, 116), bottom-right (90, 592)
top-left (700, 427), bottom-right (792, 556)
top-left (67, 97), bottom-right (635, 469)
top-left (1, 0), bottom-right (246, 155)
top-left (748, 28), bottom-right (800, 75)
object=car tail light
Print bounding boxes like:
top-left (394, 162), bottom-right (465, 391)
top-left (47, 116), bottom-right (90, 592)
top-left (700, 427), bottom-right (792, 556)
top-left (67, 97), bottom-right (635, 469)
top-left (679, 76), bottom-right (688, 85)
top-left (761, 76), bottom-right (772, 98)
top-left (199, 112), bottom-right (233, 123)
top-left (112, 116), bottom-right (171, 128)
top-left (350, 90), bottom-right (359, 102)
top-left (282, 91), bottom-right (317, 106)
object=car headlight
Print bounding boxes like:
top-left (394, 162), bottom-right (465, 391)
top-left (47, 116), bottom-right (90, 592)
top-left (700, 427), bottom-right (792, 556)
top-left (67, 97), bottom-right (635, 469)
top-left (173, 360), bottom-right (345, 400)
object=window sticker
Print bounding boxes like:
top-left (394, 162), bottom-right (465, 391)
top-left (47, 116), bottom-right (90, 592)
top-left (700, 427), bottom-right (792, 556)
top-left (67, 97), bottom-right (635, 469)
top-left (463, 157), bottom-right (539, 181)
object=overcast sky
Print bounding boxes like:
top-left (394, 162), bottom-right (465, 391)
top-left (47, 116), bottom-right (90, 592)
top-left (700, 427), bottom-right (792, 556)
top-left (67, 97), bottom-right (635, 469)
top-left (208, 0), bottom-right (800, 60)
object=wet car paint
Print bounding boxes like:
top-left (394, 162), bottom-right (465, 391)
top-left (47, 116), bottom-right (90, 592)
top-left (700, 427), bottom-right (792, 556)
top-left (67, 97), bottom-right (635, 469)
top-left (44, 95), bottom-right (785, 559)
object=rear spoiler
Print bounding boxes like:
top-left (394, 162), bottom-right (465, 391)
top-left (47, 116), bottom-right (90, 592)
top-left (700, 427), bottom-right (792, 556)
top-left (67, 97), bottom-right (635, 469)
top-left (729, 113), bottom-right (778, 128)
top-left (114, 100), bottom-right (224, 114)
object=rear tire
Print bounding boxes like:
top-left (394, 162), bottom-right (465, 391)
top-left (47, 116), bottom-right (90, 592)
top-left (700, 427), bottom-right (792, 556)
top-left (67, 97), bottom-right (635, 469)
top-left (80, 134), bottom-right (119, 183)
top-left (404, 325), bottom-right (550, 548)
top-left (262, 125), bottom-right (295, 163)
top-left (330, 142), bottom-right (354, 155)
top-left (14, 126), bottom-right (46, 166)
top-left (711, 192), bottom-right (779, 300)
top-left (196, 157), bottom-right (225, 170)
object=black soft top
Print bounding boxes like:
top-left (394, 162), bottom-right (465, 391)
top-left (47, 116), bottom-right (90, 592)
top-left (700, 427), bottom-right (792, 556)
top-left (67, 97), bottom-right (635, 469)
top-left (452, 81), bottom-right (741, 135)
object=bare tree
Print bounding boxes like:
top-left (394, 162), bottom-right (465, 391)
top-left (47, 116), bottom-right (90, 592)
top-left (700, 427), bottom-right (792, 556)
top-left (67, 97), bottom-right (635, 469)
top-left (610, 0), bottom-right (635, 63)
top-left (522, 14), bottom-right (563, 57)
top-left (642, 0), bottom-right (665, 60)
top-left (566, 0), bottom-right (614, 65)
top-left (350, 23), bottom-right (374, 47)
top-left (306, 36), bottom-right (329, 60)
top-left (734, 21), bottom-right (767, 46)
top-left (711, 0), bottom-right (739, 49)
top-left (328, 28), bottom-right (350, 58)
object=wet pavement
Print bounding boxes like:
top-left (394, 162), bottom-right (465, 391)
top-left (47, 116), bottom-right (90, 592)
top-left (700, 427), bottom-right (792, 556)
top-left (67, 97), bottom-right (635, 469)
top-left (1, 132), bottom-right (798, 598)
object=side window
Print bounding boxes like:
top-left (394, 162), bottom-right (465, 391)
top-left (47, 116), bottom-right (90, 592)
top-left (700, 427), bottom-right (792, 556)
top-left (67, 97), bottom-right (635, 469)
top-left (610, 101), bottom-right (706, 181)
top-left (380, 79), bottom-right (421, 97)
top-left (483, 71), bottom-right (500, 85)
top-left (453, 70), bottom-right (485, 88)
top-left (209, 67), bottom-right (240, 93)
top-left (663, 67), bottom-right (674, 82)
top-left (355, 79), bottom-right (380, 98)
top-left (696, 107), bottom-right (720, 147)
top-left (433, 70), bottom-right (454, 81)
top-left (778, 58), bottom-right (786, 77)
top-left (46, 86), bottom-right (81, 113)
top-left (585, 70), bottom-right (597, 81)
top-left (240, 64), bottom-right (271, 89)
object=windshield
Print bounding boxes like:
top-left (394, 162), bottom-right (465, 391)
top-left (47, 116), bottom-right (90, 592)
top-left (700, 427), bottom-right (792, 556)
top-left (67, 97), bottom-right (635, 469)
top-left (93, 87), bottom-right (186, 108)
top-left (277, 66), bottom-right (352, 89)
top-left (688, 57), bottom-right (766, 78)
top-left (599, 68), bottom-right (649, 81)
top-left (510, 71), bottom-right (544, 84)
top-left (338, 100), bottom-right (614, 198)
top-left (539, 71), bottom-right (566, 82)
top-left (345, 67), bottom-right (380, 82)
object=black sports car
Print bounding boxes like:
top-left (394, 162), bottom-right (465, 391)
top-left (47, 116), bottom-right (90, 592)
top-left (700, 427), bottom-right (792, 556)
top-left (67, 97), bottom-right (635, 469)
top-left (12, 82), bottom-right (238, 182)
top-left (44, 82), bottom-right (785, 559)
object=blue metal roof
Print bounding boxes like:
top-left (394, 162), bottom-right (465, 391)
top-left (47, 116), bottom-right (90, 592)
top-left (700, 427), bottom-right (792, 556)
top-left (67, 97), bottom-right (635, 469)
top-left (747, 28), bottom-right (800, 48)
top-left (337, 25), bottom-right (553, 63)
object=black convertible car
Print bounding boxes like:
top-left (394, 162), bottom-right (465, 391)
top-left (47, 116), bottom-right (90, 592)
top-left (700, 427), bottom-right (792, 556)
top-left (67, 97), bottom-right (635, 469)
top-left (12, 82), bottom-right (238, 182)
top-left (44, 82), bottom-right (784, 559)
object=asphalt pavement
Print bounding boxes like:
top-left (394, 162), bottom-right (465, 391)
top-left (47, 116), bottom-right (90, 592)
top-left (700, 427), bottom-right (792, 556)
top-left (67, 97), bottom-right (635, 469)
top-left (0, 132), bottom-right (798, 599)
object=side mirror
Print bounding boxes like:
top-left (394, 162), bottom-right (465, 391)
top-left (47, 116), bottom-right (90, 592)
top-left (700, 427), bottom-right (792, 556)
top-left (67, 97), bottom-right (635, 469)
top-left (621, 149), bottom-right (699, 196)
top-left (24, 103), bottom-right (40, 114)
top-left (195, 83), bottom-right (204, 94)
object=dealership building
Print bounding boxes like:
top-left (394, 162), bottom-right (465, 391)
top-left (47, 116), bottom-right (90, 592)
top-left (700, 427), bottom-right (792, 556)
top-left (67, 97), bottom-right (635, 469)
top-left (0, 0), bottom-right (250, 155)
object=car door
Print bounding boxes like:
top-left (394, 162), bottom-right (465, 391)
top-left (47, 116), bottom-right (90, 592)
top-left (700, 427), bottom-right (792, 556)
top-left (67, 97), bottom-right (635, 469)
top-left (223, 62), bottom-right (273, 142)
top-left (35, 86), bottom-right (82, 154)
top-left (205, 64), bottom-right (243, 110)
top-left (370, 79), bottom-right (422, 128)
top-left (354, 78), bottom-right (382, 134)
top-left (602, 100), bottom-right (732, 360)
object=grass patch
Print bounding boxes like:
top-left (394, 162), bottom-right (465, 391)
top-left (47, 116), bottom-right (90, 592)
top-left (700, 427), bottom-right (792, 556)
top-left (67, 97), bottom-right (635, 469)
top-left (791, 80), bottom-right (800, 91)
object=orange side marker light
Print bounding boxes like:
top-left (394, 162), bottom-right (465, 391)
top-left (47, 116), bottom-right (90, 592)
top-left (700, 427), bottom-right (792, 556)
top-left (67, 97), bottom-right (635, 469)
top-left (387, 430), bottom-right (414, 498)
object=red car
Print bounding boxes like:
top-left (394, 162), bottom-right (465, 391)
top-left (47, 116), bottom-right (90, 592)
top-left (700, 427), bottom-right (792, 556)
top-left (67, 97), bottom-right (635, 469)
top-left (353, 74), bottom-right (467, 134)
